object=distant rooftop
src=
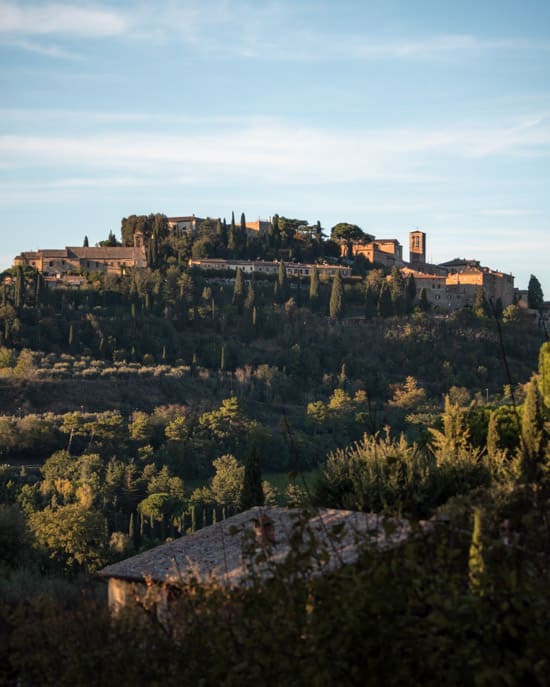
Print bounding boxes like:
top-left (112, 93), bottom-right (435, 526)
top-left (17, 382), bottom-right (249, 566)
top-left (98, 507), bottom-right (411, 588)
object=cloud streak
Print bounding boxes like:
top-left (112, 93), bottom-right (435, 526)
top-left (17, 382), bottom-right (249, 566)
top-left (0, 115), bottom-right (548, 189)
top-left (0, 1), bottom-right (546, 63)
top-left (0, 1), bottom-right (127, 37)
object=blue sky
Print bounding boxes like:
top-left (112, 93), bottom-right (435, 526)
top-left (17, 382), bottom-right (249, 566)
top-left (0, 0), bottom-right (549, 295)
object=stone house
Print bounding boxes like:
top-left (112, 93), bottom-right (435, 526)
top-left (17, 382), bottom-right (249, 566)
top-left (97, 507), bottom-right (411, 622)
top-left (167, 215), bottom-right (205, 236)
top-left (344, 238), bottom-right (404, 268)
top-left (14, 231), bottom-right (147, 277)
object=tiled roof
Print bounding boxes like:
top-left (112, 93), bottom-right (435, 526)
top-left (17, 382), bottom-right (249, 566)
top-left (97, 507), bottom-right (411, 587)
top-left (33, 249), bottom-right (69, 258)
top-left (67, 247), bottom-right (139, 260)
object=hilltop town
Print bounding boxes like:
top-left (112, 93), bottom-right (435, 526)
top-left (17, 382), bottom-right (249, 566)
top-left (12, 212), bottom-right (521, 313)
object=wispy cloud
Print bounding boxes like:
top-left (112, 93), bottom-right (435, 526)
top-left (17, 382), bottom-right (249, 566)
top-left (0, 1), bottom-right (127, 37)
top-left (0, 114), bottom-right (548, 188)
top-left (0, 37), bottom-right (82, 59)
top-left (0, 1), bottom-right (545, 63)
top-left (480, 209), bottom-right (538, 217)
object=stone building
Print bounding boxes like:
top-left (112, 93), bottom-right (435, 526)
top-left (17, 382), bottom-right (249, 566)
top-left (189, 258), bottom-right (352, 278)
top-left (167, 215), bottom-right (204, 235)
top-left (409, 230), bottom-right (426, 267)
top-left (343, 238), bottom-right (404, 268)
top-left (245, 219), bottom-right (271, 237)
top-left (14, 231), bottom-right (147, 277)
top-left (98, 507), bottom-right (411, 623)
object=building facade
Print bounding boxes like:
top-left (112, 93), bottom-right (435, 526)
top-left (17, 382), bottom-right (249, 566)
top-left (14, 231), bottom-right (147, 276)
top-left (189, 258), bottom-right (351, 278)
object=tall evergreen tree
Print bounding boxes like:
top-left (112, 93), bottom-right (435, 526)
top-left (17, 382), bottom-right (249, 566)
top-left (244, 280), bottom-right (256, 312)
top-left (34, 272), bottom-right (43, 305)
top-left (473, 287), bottom-right (490, 318)
top-left (486, 411), bottom-right (501, 459)
top-left (240, 212), bottom-right (247, 246)
top-left (377, 281), bottom-right (393, 317)
top-left (405, 274), bottom-right (417, 313)
top-left (278, 261), bottom-right (288, 301)
top-left (269, 214), bottom-right (280, 248)
top-left (240, 444), bottom-right (264, 511)
top-left (527, 274), bottom-right (544, 310)
top-left (309, 266), bottom-right (319, 305)
top-left (221, 218), bottom-right (228, 247)
top-left (521, 376), bottom-right (546, 481)
top-left (83, 235), bottom-right (89, 248)
top-left (389, 267), bottom-right (406, 315)
top-left (538, 342), bottom-right (550, 410)
top-left (232, 267), bottom-right (244, 305)
top-left (469, 508), bottom-right (485, 594)
top-left (14, 266), bottom-right (24, 308)
top-left (418, 287), bottom-right (430, 312)
top-left (329, 271), bottom-right (344, 319)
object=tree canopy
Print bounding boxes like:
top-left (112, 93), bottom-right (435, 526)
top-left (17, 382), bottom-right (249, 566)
top-left (330, 223), bottom-right (374, 243)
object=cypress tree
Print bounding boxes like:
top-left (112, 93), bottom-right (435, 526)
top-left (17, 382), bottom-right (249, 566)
top-left (527, 274), bottom-right (544, 310)
top-left (309, 266), bottom-right (319, 305)
top-left (469, 508), bottom-right (485, 594)
top-left (389, 267), bottom-right (406, 315)
top-left (377, 281), bottom-right (393, 317)
top-left (83, 235), bottom-right (89, 247)
top-left (232, 267), bottom-right (244, 305)
top-left (240, 212), bottom-right (247, 245)
top-left (365, 284), bottom-right (377, 317)
top-left (521, 376), bottom-right (546, 481)
top-left (227, 211), bottom-right (237, 252)
top-left (486, 411), bottom-right (500, 459)
top-left (14, 266), bottom-right (24, 308)
top-left (35, 272), bottom-right (43, 305)
top-left (278, 261), bottom-right (288, 301)
top-left (240, 444), bottom-right (265, 511)
top-left (418, 287), bottom-right (429, 312)
top-left (473, 287), bottom-right (489, 318)
top-left (244, 281), bottom-right (255, 312)
top-left (538, 342), bottom-right (550, 410)
top-left (405, 274), bottom-right (417, 312)
top-left (329, 272), bottom-right (344, 319)
top-left (221, 218), bottom-right (228, 247)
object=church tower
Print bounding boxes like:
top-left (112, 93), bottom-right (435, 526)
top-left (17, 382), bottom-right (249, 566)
top-left (409, 230), bottom-right (426, 267)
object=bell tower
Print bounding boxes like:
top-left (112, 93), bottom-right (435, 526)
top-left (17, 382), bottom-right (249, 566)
top-left (409, 229), bottom-right (426, 267)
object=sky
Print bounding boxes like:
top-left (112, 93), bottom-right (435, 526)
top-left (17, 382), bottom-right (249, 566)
top-left (0, 0), bottom-right (549, 295)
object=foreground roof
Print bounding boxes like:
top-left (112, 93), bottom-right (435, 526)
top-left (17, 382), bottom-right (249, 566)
top-left (98, 507), bottom-right (411, 588)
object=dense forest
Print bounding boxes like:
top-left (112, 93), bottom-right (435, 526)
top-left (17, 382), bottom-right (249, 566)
top-left (1, 213), bottom-right (549, 685)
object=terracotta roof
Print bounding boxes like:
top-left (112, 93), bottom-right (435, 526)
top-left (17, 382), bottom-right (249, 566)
top-left (67, 247), bottom-right (140, 260)
top-left (33, 249), bottom-right (69, 258)
top-left (97, 507), bottom-right (411, 587)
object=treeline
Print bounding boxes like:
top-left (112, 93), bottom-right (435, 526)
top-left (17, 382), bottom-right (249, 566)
top-left (120, 212), bottom-right (335, 266)
top-left (0, 266), bottom-right (541, 410)
top-left (1, 344), bottom-right (548, 578)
